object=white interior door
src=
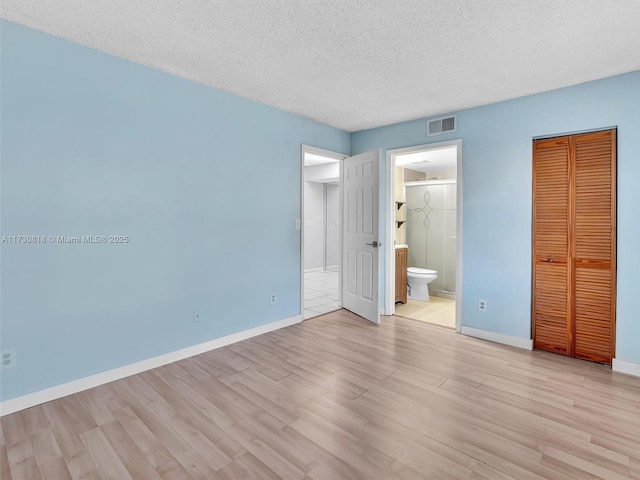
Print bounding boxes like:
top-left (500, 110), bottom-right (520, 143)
top-left (342, 149), bottom-right (381, 324)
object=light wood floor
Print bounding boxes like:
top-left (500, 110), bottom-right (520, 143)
top-left (2, 310), bottom-right (639, 480)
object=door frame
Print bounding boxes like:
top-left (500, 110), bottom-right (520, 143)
top-left (300, 145), bottom-right (348, 319)
top-left (384, 139), bottom-right (463, 332)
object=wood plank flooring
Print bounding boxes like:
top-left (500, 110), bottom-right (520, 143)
top-left (2, 309), bottom-right (639, 479)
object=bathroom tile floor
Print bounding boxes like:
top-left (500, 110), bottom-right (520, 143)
top-left (394, 296), bottom-right (456, 329)
top-left (304, 269), bottom-right (340, 319)
top-left (303, 269), bottom-right (454, 327)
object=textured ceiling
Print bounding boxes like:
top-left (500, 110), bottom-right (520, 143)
top-left (3, 1), bottom-right (640, 132)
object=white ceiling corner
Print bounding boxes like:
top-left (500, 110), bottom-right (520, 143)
top-left (2, 1), bottom-right (640, 132)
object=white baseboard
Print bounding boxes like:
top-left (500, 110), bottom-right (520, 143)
top-left (461, 325), bottom-right (533, 351)
top-left (612, 358), bottom-right (640, 377)
top-left (431, 291), bottom-right (456, 300)
top-left (0, 315), bottom-right (301, 417)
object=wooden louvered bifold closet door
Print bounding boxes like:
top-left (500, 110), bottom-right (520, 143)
top-left (532, 130), bottom-right (616, 364)
top-left (532, 137), bottom-right (571, 355)
top-left (573, 131), bottom-right (616, 363)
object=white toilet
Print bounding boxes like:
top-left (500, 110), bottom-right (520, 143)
top-left (407, 267), bottom-right (438, 301)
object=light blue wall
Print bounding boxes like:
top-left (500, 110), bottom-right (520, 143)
top-left (0, 21), bottom-right (349, 401)
top-left (2, 20), bottom-right (638, 403)
top-left (352, 70), bottom-right (640, 365)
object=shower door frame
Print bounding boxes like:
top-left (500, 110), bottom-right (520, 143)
top-left (384, 140), bottom-right (463, 332)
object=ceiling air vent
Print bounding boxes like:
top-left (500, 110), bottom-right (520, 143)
top-left (427, 115), bottom-right (456, 136)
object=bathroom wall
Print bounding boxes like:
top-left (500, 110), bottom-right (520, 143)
top-left (403, 168), bottom-right (427, 182)
top-left (351, 70), bottom-right (640, 368)
top-left (394, 166), bottom-right (406, 245)
top-left (0, 20), bottom-right (350, 402)
top-left (394, 167), bottom-right (427, 246)
top-left (418, 169), bottom-right (457, 179)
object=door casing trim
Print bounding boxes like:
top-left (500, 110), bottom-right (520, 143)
top-left (300, 145), bottom-right (348, 319)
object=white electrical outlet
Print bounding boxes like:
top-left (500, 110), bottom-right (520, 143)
top-left (193, 310), bottom-right (200, 324)
top-left (478, 299), bottom-right (487, 312)
top-left (271, 293), bottom-right (277, 304)
top-left (1, 349), bottom-right (16, 369)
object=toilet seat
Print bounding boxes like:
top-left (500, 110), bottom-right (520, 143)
top-left (408, 267), bottom-right (437, 275)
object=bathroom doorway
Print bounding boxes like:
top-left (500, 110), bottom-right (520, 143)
top-left (385, 141), bottom-right (462, 331)
top-left (301, 146), bottom-right (346, 320)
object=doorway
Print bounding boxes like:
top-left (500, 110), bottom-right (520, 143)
top-left (301, 146), bottom-right (346, 320)
top-left (385, 140), bottom-right (462, 331)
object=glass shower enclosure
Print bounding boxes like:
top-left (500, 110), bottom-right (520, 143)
top-left (405, 180), bottom-right (456, 296)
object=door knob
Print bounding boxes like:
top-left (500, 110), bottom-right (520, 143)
top-left (365, 241), bottom-right (382, 248)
